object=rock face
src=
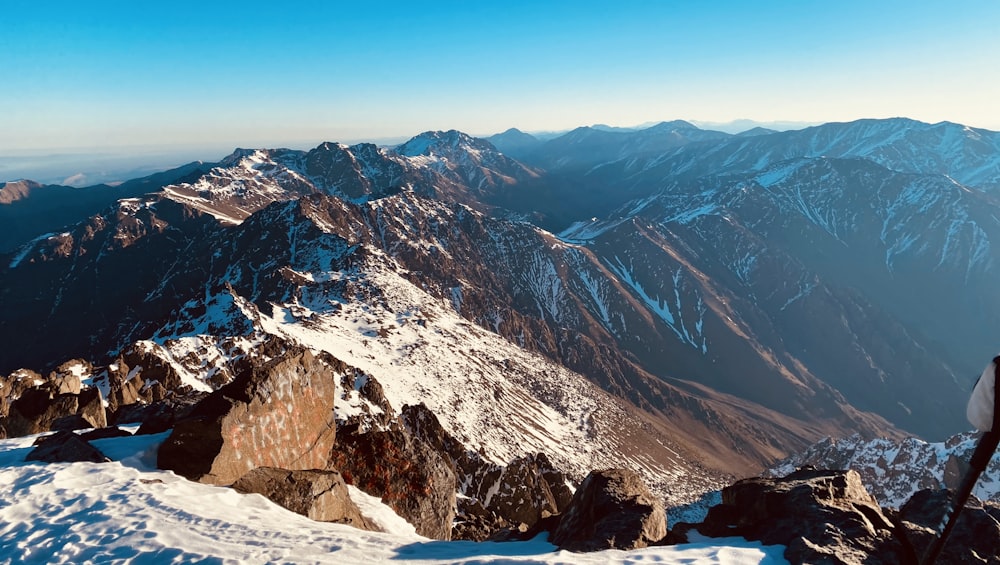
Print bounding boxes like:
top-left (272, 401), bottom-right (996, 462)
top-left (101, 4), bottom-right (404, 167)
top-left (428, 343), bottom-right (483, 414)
top-left (3, 385), bottom-right (107, 437)
top-left (232, 467), bottom-right (377, 531)
top-left (26, 431), bottom-right (110, 463)
top-left (550, 468), bottom-right (666, 552)
top-left (400, 403), bottom-right (574, 540)
top-left (897, 489), bottom-right (1000, 564)
top-left (157, 347), bottom-right (337, 485)
top-left (695, 468), bottom-right (898, 564)
top-left (328, 419), bottom-right (456, 540)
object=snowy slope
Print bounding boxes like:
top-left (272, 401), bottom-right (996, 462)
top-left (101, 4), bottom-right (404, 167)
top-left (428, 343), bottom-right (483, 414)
top-left (0, 432), bottom-right (789, 564)
top-left (144, 249), bottom-right (718, 503)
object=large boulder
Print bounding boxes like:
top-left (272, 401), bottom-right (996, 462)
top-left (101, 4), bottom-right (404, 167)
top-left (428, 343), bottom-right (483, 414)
top-left (157, 347), bottom-right (337, 485)
top-left (695, 467), bottom-right (899, 564)
top-left (232, 467), bottom-right (377, 531)
top-left (550, 468), bottom-right (666, 552)
top-left (897, 488), bottom-right (1000, 564)
top-left (27, 431), bottom-right (110, 463)
top-left (4, 388), bottom-right (79, 437)
top-left (329, 420), bottom-right (456, 540)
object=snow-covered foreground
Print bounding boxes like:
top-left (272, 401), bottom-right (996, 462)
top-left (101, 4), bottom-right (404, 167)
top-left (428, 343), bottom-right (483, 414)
top-left (0, 432), bottom-right (788, 564)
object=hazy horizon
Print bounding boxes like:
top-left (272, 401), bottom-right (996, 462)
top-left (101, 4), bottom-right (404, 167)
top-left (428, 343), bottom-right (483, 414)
top-left (4, 0), bottom-right (999, 156)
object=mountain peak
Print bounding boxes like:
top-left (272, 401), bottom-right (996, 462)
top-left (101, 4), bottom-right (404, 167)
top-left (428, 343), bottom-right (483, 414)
top-left (395, 130), bottom-right (494, 157)
top-left (0, 179), bottom-right (46, 204)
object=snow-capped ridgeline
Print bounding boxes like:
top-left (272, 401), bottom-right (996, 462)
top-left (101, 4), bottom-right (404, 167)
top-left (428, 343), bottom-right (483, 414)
top-left (769, 432), bottom-right (1000, 510)
top-left (636, 118), bottom-right (1000, 191)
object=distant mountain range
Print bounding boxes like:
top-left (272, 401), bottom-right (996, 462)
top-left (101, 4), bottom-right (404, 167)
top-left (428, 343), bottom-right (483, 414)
top-left (3, 117), bottom-right (999, 490)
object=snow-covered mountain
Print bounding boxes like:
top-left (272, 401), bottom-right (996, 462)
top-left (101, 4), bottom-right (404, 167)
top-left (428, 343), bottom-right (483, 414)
top-left (4, 117), bottom-right (1000, 494)
top-left (769, 431), bottom-right (1000, 510)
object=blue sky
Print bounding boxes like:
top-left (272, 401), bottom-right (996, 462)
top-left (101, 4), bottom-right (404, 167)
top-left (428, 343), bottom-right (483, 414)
top-left (3, 0), bottom-right (999, 153)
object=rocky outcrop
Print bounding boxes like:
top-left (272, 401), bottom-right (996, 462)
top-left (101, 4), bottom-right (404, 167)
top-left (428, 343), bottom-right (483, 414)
top-left (232, 467), bottom-right (377, 531)
top-left (692, 468), bottom-right (899, 564)
top-left (400, 403), bottom-right (574, 540)
top-left (2, 384), bottom-right (107, 437)
top-left (550, 468), bottom-right (666, 552)
top-left (27, 431), bottom-right (110, 463)
top-left (157, 346), bottom-right (337, 485)
top-left (897, 489), bottom-right (1000, 564)
top-left (49, 360), bottom-right (87, 395)
top-left (328, 419), bottom-right (456, 540)
top-left (74, 387), bottom-right (107, 429)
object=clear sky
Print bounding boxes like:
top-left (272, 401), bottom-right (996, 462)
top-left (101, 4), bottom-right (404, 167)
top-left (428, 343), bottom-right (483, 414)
top-left (3, 0), bottom-right (1000, 153)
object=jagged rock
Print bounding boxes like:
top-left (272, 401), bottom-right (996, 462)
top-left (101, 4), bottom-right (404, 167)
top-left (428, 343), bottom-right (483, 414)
top-left (157, 347), bottom-right (337, 485)
top-left (26, 431), bottom-right (110, 463)
top-left (0, 369), bottom-right (44, 417)
top-left (479, 453), bottom-right (568, 527)
top-left (232, 467), bottom-right (378, 530)
top-left (896, 488), bottom-right (1000, 564)
top-left (76, 387), bottom-right (107, 429)
top-left (696, 468), bottom-right (899, 564)
top-left (400, 403), bottom-right (574, 540)
top-left (550, 468), bottom-right (666, 552)
top-left (50, 360), bottom-right (88, 395)
top-left (329, 420), bottom-right (455, 540)
top-left (120, 346), bottom-right (185, 391)
top-left (452, 497), bottom-right (513, 542)
top-left (4, 388), bottom-right (78, 437)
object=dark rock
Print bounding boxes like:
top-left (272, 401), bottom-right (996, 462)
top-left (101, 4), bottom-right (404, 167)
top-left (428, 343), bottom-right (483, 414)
top-left (232, 467), bottom-right (378, 530)
top-left (696, 468), bottom-right (899, 564)
top-left (0, 369), bottom-right (44, 417)
top-left (116, 392), bottom-right (206, 434)
top-left (329, 420), bottom-right (456, 540)
top-left (79, 426), bottom-right (133, 442)
top-left (897, 488), bottom-right (1000, 564)
top-left (400, 403), bottom-right (574, 540)
top-left (26, 430), bottom-right (110, 463)
top-left (482, 454), bottom-right (565, 527)
top-left (5, 390), bottom-right (78, 437)
top-left (157, 346), bottom-right (337, 485)
top-left (452, 497), bottom-right (513, 542)
top-left (550, 468), bottom-right (666, 552)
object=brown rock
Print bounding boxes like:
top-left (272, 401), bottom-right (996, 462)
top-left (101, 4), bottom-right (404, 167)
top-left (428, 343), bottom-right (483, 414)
top-left (50, 360), bottom-right (88, 395)
top-left (232, 467), bottom-right (378, 530)
top-left (77, 387), bottom-right (107, 429)
top-left (329, 421), bottom-right (456, 540)
top-left (5, 389), bottom-right (78, 437)
top-left (696, 467), bottom-right (899, 564)
top-left (551, 468), bottom-right (666, 552)
top-left (156, 347), bottom-right (337, 485)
